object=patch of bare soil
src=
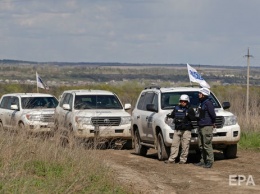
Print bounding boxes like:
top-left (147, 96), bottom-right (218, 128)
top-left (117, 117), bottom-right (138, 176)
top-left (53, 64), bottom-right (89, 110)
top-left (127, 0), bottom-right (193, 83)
top-left (98, 149), bottom-right (260, 194)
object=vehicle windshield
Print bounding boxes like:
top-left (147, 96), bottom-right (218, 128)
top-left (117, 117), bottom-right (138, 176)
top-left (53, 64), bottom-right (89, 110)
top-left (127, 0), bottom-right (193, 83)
top-left (74, 95), bottom-right (123, 110)
top-left (21, 97), bottom-right (58, 109)
top-left (161, 91), bottom-right (221, 110)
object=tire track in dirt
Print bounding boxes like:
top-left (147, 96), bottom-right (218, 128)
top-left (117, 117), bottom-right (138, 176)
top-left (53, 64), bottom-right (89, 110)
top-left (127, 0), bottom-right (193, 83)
top-left (99, 149), bottom-right (260, 194)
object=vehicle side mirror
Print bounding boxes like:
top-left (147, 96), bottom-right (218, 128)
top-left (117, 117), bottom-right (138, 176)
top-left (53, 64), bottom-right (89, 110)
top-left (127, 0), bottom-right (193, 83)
top-left (10, 104), bottom-right (18, 110)
top-left (124, 103), bottom-right (131, 110)
top-left (62, 104), bottom-right (71, 110)
top-left (222, 102), bottom-right (230, 109)
top-left (146, 104), bottom-right (157, 112)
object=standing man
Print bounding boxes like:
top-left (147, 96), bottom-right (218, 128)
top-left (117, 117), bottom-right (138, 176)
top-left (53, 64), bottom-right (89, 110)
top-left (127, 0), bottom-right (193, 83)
top-left (164, 94), bottom-right (196, 164)
top-left (194, 88), bottom-right (216, 168)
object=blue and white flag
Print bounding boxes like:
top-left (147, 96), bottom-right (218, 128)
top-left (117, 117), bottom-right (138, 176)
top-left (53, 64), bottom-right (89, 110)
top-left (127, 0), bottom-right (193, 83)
top-left (187, 63), bottom-right (210, 88)
top-left (36, 72), bottom-right (49, 90)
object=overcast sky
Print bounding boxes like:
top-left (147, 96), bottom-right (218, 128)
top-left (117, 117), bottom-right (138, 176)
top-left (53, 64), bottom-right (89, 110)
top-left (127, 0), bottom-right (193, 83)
top-left (0, 0), bottom-right (260, 66)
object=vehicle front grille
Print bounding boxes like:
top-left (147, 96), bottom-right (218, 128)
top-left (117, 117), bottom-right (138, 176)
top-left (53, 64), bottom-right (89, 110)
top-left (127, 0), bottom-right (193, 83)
top-left (41, 114), bottom-right (54, 122)
top-left (191, 116), bottom-right (224, 129)
top-left (91, 117), bottom-right (121, 126)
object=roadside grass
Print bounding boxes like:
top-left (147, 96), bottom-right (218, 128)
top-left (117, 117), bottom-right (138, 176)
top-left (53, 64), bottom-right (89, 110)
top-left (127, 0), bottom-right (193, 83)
top-left (239, 132), bottom-right (260, 151)
top-left (0, 131), bottom-right (131, 193)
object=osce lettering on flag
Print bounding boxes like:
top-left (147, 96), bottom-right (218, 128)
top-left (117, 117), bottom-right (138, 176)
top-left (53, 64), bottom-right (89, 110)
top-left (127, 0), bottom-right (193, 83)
top-left (36, 72), bottom-right (49, 90)
top-left (187, 63), bottom-right (210, 88)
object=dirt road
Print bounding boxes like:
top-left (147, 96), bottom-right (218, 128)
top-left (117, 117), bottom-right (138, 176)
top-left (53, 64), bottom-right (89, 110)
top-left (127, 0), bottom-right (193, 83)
top-left (98, 149), bottom-right (260, 194)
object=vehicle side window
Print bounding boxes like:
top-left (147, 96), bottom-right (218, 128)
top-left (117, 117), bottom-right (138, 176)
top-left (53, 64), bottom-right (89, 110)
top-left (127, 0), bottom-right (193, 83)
top-left (6, 96), bottom-right (19, 110)
top-left (61, 93), bottom-right (73, 108)
top-left (137, 92), bottom-right (156, 111)
top-left (68, 94), bottom-right (73, 108)
top-left (0, 96), bottom-right (10, 109)
top-left (60, 93), bottom-right (69, 107)
top-left (137, 93), bottom-right (146, 110)
top-left (144, 92), bottom-right (155, 111)
top-left (11, 97), bottom-right (19, 108)
top-left (152, 93), bottom-right (158, 111)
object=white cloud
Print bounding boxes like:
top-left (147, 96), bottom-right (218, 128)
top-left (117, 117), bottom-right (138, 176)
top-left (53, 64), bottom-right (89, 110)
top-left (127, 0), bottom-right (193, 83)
top-left (0, 0), bottom-right (260, 66)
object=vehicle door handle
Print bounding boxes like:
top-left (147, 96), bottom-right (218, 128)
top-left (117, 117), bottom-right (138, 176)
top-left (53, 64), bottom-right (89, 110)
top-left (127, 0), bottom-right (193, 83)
top-left (146, 116), bottom-right (148, 120)
top-left (137, 116), bottom-right (140, 119)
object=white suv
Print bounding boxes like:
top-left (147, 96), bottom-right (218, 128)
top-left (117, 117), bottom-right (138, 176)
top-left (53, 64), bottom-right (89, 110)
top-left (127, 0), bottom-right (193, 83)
top-left (54, 90), bottom-right (132, 148)
top-left (0, 93), bottom-right (58, 133)
top-left (131, 86), bottom-right (241, 160)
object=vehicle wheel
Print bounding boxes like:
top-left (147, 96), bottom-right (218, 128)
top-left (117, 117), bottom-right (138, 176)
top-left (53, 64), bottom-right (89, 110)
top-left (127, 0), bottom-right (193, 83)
top-left (0, 122), bottom-right (4, 131)
top-left (123, 140), bottom-right (133, 150)
top-left (195, 149), bottom-right (201, 161)
top-left (223, 144), bottom-right (237, 159)
top-left (54, 120), bottom-right (59, 131)
top-left (157, 132), bottom-right (170, 161)
top-left (19, 122), bottom-right (25, 130)
top-left (60, 125), bottom-right (73, 148)
top-left (134, 130), bottom-right (148, 156)
top-left (18, 122), bottom-right (29, 136)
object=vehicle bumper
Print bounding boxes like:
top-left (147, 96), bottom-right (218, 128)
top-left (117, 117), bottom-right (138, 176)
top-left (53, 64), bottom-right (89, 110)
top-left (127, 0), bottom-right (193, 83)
top-left (190, 124), bottom-right (241, 147)
top-left (73, 124), bottom-right (132, 139)
top-left (25, 122), bottom-right (54, 133)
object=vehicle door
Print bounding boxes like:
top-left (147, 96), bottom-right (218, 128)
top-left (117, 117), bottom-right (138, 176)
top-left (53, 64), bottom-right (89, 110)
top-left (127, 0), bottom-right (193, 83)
top-left (58, 93), bottom-right (73, 129)
top-left (9, 96), bottom-right (20, 129)
top-left (0, 96), bottom-right (12, 129)
top-left (139, 92), bottom-right (157, 142)
top-left (0, 96), bottom-right (20, 130)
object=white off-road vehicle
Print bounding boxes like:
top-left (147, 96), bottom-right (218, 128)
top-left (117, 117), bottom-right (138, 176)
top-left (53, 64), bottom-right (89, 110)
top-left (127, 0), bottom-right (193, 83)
top-left (0, 93), bottom-right (58, 133)
top-left (54, 90), bottom-right (132, 148)
top-left (131, 86), bottom-right (240, 160)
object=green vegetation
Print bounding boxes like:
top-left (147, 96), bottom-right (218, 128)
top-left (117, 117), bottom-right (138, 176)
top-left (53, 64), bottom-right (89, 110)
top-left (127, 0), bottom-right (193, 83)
top-left (0, 83), bottom-right (259, 134)
top-left (0, 131), bottom-right (130, 193)
top-left (1, 61), bottom-right (260, 84)
top-left (239, 132), bottom-right (260, 150)
top-left (0, 80), bottom-right (259, 192)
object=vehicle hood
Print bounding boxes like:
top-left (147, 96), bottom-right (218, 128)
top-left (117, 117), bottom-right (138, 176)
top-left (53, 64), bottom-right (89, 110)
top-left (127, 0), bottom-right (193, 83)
top-left (215, 108), bottom-right (234, 117)
top-left (74, 109), bottom-right (131, 117)
top-left (21, 109), bottom-right (55, 115)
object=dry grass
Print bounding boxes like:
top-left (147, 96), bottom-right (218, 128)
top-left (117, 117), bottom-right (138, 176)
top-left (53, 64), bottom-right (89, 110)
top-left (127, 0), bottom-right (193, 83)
top-left (0, 130), bottom-right (130, 193)
top-left (212, 85), bottom-right (260, 132)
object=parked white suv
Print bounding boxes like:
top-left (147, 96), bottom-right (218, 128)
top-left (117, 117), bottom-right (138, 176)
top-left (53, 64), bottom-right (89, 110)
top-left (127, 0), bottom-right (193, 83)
top-left (54, 90), bottom-right (132, 148)
top-left (0, 93), bottom-right (58, 133)
top-left (131, 86), bottom-right (241, 160)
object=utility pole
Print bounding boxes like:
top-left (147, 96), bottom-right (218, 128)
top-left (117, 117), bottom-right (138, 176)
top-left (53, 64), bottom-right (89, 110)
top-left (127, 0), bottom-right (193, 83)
top-left (244, 48), bottom-right (253, 122)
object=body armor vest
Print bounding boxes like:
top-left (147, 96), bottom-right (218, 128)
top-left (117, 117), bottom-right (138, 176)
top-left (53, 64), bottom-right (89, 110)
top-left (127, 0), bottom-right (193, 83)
top-left (174, 106), bottom-right (191, 129)
top-left (199, 99), bottom-right (211, 119)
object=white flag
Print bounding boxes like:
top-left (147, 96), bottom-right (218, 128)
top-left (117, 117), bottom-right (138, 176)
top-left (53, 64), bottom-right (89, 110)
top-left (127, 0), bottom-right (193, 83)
top-left (187, 63), bottom-right (210, 88)
top-left (36, 72), bottom-right (49, 90)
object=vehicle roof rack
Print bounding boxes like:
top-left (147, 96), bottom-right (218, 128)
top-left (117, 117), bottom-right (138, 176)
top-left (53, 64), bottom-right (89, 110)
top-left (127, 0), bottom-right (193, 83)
top-left (144, 86), bottom-right (161, 90)
top-left (184, 84), bottom-right (200, 88)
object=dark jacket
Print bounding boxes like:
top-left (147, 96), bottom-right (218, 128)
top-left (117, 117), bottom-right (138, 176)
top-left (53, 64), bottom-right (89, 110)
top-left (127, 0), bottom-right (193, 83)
top-left (198, 97), bottom-right (216, 127)
top-left (168, 104), bottom-right (196, 130)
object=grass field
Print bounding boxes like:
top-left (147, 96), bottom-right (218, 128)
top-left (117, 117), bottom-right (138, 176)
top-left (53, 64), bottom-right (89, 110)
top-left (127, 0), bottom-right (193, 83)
top-left (0, 82), bottom-right (259, 192)
top-left (0, 131), bottom-right (130, 193)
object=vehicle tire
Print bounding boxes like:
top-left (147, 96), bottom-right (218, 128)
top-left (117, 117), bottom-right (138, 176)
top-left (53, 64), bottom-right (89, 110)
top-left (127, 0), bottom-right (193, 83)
top-left (223, 144), bottom-right (237, 159)
top-left (60, 125), bottom-right (73, 148)
top-left (195, 149), bottom-right (201, 161)
top-left (54, 120), bottom-right (59, 131)
top-left (134, 130), bottom-right (148, 156)
top-left (122, 140), bottom-right (133, 150)
top-left (19, 122), bottom-right (25, 130)
top-left (0, 122), bottom-right (4, 131)
top-left (157, 132), bottom-right (170, 161)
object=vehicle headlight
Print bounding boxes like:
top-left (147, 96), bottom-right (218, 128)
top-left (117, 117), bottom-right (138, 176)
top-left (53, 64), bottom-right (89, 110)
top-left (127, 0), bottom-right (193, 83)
top-left (223, 115), bottom-right (237, 126)
top-left (165, 117), bottom-right (175, 127)
top-left (121, 116), bottom-right (131, 125)
top-left (26, 114), bottom-right (41, 121)
top-left (75, 116), bottom-right (91, 125)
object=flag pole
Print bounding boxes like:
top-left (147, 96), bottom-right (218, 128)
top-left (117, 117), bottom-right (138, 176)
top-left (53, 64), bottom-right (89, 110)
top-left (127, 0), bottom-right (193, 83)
top-left (36, 72), bottom-right (39, 93)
